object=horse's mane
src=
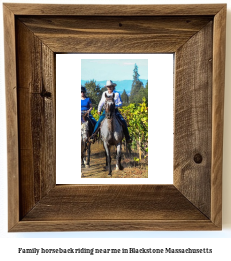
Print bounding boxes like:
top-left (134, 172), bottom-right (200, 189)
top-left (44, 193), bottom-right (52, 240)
top-left (105, 93), bottom-right (115, 101)
top-left (106, 96), bottom-right (114, 101)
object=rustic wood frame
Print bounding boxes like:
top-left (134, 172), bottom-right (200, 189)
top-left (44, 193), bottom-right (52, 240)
top-left (4, 4), bottom-right (226, 232)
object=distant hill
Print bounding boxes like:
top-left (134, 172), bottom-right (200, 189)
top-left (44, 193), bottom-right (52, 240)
top-left (81, 79), bottom-right (147, 95)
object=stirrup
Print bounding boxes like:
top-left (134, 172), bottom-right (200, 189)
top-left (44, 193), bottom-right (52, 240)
top-left (89, 136), bottom-right (95, 144)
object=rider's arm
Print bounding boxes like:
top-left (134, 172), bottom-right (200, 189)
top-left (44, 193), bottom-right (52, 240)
top-left (88, 103), bottom-right (93, 112)
top-left (115, 92), bottom-right (123, 108)
top-left (88, 98), bottom-right (93, 112)
top-left (98, 93), bottom-right (105, 112)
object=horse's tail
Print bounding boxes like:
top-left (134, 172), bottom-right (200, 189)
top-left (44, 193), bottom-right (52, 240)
top-left (123, 139), bottom-right (131, 158)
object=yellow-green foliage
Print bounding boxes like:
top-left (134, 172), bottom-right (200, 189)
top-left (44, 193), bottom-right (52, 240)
top-left (91, 107), bottom-right (100, 121)
top-left (119, 97), bottom-right (148, 156)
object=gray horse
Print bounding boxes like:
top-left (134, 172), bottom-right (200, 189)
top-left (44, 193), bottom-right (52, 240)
top-left (81, 112), bottom-right (91, 172)
top-left (100, 93), bottom-right (124, 176)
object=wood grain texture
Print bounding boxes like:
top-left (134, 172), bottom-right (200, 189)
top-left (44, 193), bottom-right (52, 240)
top-left (4, 3), bottom-right (226, 231)
top-left (174, 22), bottom-right (213, 218)
top-left (22, 185), bottom-right (207, 221)
top-left (211, 5), bottom-right (226, 228)
top-left (16, 20), bottom-right (56, 219)
top-left (3, 3), bottom-right (225, 16)
top-left (3, 4), bottom-right (19, 231)
top-left (9, 185), bottom-right (219, 232)
top-left (11, 220), bottom-right (218, 232)
top-left (18, 16), bottom-right (213, 53)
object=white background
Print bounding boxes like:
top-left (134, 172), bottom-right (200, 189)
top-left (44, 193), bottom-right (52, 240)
top-left (1, 0), bottom-right (231, 260)
top-left (56, 53), bottom-right (173, 184)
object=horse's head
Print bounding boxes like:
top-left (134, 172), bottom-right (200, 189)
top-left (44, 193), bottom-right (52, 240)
top-left (81, 111), bottom-right (88, 124)
top-left (105, 93), bottom-right (115, 119)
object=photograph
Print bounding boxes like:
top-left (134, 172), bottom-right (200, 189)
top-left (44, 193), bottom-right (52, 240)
top-left (56, 54), bottom-right (174, 184)
top-left (81, 59), bottom-right (148, 178)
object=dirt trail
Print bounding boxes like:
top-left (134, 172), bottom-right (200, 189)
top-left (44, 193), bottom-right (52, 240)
top-left (81, 141), bottom-right (148, 178)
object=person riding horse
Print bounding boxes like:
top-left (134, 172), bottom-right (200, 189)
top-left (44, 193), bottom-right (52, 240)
top-left (89, 80), bottom-right (132, 144)
top-left (81, 86), bottom-right (97, 169)
top-left (81, 86), bottom-right (97, 127)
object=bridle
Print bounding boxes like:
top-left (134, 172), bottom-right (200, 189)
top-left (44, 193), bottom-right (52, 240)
top-left (105, 96), bottom-right (115, 119)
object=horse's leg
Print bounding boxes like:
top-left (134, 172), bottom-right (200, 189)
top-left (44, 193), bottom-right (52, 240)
top-left (81, 150), bottom-right (85, 166)
top-left (116, 143), bottom-right (123, 171)
top-left (85, 143), bottom-right (90, 168)
top-left (88, 144), bottom-right (91, 167)
top-left (82, 145), bottom-right (87, 167)
top-left (104, 142), bottom-right (112, 176)
top-left (81, 156), bottom-right (84, 166)
top-left (81, 147), bottom-right (84, 177)
top-left (103, 142), bottom-right (108, 170)
top-left (81, 155), bottom-right (84, 177)
top-left (105, 150), bottom-right (108, 168)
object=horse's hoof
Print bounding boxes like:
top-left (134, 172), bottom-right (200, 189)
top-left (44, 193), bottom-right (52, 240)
top-left (85, 165), bottom-right (90, 168)
top-left (116, 165), bottom-right (123, 171)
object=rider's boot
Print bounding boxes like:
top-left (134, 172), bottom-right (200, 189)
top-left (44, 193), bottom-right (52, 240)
top-left (89, 133), bottom-right (97, 144)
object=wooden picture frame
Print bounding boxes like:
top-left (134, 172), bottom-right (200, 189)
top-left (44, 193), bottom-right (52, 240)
top-left (4, 3), bottom-right (226, 231)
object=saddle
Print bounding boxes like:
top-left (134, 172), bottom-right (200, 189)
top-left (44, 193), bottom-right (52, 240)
top-left (115, 114), bottom-right (123, 127)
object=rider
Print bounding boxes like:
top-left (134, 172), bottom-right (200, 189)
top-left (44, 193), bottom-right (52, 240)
top-left (89, 80), bottom-right (132, 144)
top-left (81, 86), bottom-right (97, 127)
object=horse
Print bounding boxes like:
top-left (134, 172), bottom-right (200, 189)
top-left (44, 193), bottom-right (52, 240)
top-left (81, 111), bottom-right (93, 172)
top-left (100, 93), bottom-right (124, 176)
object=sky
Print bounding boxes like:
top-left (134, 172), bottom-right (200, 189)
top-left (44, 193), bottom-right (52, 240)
top-left (81, 59), bottom-right (148, 81)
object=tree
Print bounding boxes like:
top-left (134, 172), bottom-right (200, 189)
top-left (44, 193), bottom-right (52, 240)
top-left (132, 63), bottom-right (140, 83)
top-left (136, 80), bottom-right (148, 105)
top-left (129, 63), bottom-right (144, 104)
top-left (84, 80), bottom-right (102, 109)
top-left (121, 89), bottom-right (129, 106)
top-left (143, 80), bottom-right (148, 105)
